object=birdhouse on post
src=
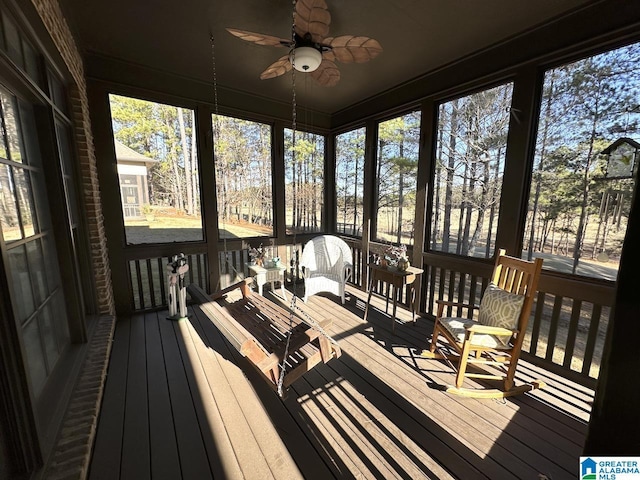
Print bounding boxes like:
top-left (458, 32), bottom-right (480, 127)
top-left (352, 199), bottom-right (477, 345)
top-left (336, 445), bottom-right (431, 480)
top-left (592, 137), bottom-right (640, 263)
top-left (601, 137), bottom-right (640, 180)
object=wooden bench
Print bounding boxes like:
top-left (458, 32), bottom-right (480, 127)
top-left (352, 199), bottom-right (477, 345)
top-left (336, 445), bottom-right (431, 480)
top-left (187, 280), bottom-right (341, 394)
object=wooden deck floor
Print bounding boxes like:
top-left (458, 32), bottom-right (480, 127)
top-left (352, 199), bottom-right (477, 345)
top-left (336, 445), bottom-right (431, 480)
top-left (89, 284), bottom-right (593, 480)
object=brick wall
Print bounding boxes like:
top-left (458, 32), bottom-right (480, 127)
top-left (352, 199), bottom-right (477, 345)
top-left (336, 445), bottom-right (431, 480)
top-left (30, 0), bottom-right (114, 316)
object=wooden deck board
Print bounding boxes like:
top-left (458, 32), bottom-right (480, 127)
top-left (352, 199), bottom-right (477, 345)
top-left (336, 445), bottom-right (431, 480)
top-left (90, 284), bottom-right (592, 479)
top-left (302, 363), bottom-right (458, 480)
top-left (156, 311), bottom-right (212, 479)
top-left (281, 287), bottom-right (588, 479)
top-left (326, 305), bottom-right (577, 479)
top-left (295, 296), bottom-right (519, 479)
top-left (120, 314), bottom-right (150, 480)
top-left (144, 313), bottom-right (181, 480)
top-left (187, 305), bottom-right (302, 480)
top-left (173, 313), bottom-right (246, 479)
top-left (194, 309), bottom-right (341, 480)
top-left (325, 304), bottom-right (583, 465)
top-left (89, 315), bottom-right (130, 480)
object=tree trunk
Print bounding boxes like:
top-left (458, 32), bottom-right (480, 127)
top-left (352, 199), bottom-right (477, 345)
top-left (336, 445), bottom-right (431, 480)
top-left (177, 107), bottom-right (193, 215)
top-left (171, 145), bottom-right (184, 211)
top-left (352, 155), bottom-right (359, 235)
top-left (442, 101), bottom-right (457, 253)
top-left (376, 139), bottom-right (385, 238)
top-left (432, 123), bottom-right (444, 247)
top-left (528, 72), bottom-right (557, 260)
top-left (190, 112), bottom-right (198, 214)
top-left (396, 137), bottom-right (405, 245)
top-left (572, 95), bottom-right (600, 274)
top-left (462, 116), bottom-right (477, 256)
top-left (486, 147), bottom-right (501, 258)
top-left (470, 155), bottom-right (490, 256)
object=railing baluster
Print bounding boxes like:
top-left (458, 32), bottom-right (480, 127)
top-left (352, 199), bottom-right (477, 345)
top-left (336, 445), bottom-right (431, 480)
top-left (563, 299), bottom-right (582, 369)
top-left (187, 254), bottom-right (195, 284)
top-left (468, 275), bottom-right (478, 319)
top-left (456, 272), bottom-right (466, 317)
top-left (446, 270), bottom-right (456, 317)
top-left (546, 296), bottom-right (564, 362)
top-left (128, 261), bottom-right (139, 311)
top-left (158, 257), bottom-right (166, 305)
top-left (427, 264), bottom-right (436, 316)
top-left (529, 291), bottom-right (546, 356)
top-left (582, 304), bottom-right (603, 377)
top-left (197, 254), bottom-right (204, 287)
top-left (146, 258), bottom-right (156, 307)
top-left (134, 260), bottom-right (145, 310)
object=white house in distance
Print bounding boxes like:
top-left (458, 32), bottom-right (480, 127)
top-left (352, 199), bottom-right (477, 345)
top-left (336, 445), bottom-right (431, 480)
top-left (115, 140), bottom-right (159, 219)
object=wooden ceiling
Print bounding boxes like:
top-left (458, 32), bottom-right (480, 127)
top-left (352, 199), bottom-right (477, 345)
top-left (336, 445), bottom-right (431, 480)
top-left (60, 0), bottom-right (598, 115)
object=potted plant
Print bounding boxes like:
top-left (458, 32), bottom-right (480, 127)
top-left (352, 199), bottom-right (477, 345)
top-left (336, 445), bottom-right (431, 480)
top-left (384, 244), bottom-right (409, 271)
top-left (248, 244), bottom-right (267, 266)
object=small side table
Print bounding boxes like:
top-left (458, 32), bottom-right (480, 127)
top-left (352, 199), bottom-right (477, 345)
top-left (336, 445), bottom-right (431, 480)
top-left (364, 263), bottom-right (424, 333)
top-left (248, 264), bottom-right (287, 299)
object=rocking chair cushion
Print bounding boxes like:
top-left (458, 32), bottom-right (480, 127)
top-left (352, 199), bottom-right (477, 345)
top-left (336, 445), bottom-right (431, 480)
top-left (440, 317), bottom-right (508, 349)
top-left (478, 283), bottom-right (524, 345)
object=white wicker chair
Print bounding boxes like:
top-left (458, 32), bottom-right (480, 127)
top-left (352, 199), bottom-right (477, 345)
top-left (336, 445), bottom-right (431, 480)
top-left (299, 235), bottom-right (353, 304)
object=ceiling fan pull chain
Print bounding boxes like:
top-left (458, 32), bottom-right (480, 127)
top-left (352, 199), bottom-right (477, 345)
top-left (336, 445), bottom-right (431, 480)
top-left (210, 34), bottom-right (240, 290)
top-left (276, 0), bottom-right (301, 399)
top-left (210, 34), bottom-right (220, 119)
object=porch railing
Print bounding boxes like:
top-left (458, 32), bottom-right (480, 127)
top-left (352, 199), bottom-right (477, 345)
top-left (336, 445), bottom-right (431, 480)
top-left (125, 237), bottom-right (611, 388)
top-left (338, 238), bottom-right (610, 388)
top-left (419, 252), bottom-right (613, 388)
top-left (128, 253), bottom-right (208, 311)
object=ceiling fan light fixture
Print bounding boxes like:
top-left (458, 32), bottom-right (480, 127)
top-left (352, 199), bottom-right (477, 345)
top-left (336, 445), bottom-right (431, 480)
top-left (290, 46), bottom-right (322, 72)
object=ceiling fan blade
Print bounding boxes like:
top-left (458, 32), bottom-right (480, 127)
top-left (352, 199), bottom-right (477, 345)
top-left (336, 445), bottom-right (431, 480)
top-left (295, 0), bottom-right (331, 43)
top-left (226, 28), bottom-right (291, 47)
top-left (322, 50), bottom-right (336, 62)
top-left (260, 56), bottom-right (293, 80)
top-left (325, 36), bottom-right (383, 63)
top-left (311, 60), bottom-right (340, 87)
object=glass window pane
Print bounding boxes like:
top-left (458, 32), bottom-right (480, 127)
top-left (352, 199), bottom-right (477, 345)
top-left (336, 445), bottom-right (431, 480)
top-left (335, 128), bottom-right (365, 237)
top-left (8, 245), bottom-right (35, 324)
top-left (0, 88), bottom-right (72, 401)
top-left (13, 168), bottom-right (37, 237)
top-left (430, 84), bottom-right (513, 258)
top-left (42, 235), bottom-right (61, 293)
top-left (1, 93), bottom-right (23, 163)
top-left (0, 164), bottom-right (21, 242)
top-left (52, 291), bottom-right (69, 348)
top-left (0, 117), bottom-right (6, 160)
top-left (47, 70), bottom-right (68, 114)
top-left (2, 13), bottom-right (22, 69)
top-left (26, 239), bottom-right (47, 305)
top-left (0, 9), bottom-right (5, 51)
top-left (18, 101), bottom-right (42, 168)
top-left (40, 303), bottom-right (60, 370)
top-left (375, 111), bottom-right (420, 246)
top-left (23, 320), bottom-right (47, 397)
top-left (30, 171), bottom-right (51, 233)
top-left (22, 39), bottom-right (40, 86)
top-left (109, 94), bottom-right (203, 245)
top-left (55, 123), bottom-right (73, 176)
top-left (523, 43), bottom-right (640, 279)
top-left (284, 129), bottom-right (325, 234)
top-left (213, 114), bottom-right (274, 239)
top-left (56, 123), bottom-right (79, 227)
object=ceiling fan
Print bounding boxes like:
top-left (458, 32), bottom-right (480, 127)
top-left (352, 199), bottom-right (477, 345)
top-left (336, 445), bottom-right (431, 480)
top-left (226, 0), bottom-right (382, 87)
